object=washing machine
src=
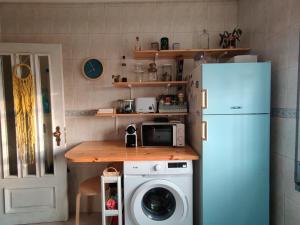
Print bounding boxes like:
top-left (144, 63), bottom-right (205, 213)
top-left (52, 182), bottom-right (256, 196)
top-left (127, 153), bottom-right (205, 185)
top-left (124, 160), bottom-right (193, 225)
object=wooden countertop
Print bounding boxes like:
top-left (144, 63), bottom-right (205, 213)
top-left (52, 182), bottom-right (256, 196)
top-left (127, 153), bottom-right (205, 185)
top-left (65, 141), bottom-right (199, 163)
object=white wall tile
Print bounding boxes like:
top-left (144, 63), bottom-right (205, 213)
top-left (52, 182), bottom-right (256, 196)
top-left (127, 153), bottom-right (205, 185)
top-left (121, 4), bottom-right (140, 33)
top-left (1, 18), bottom-right (18, 34)
top-left (71, 35), bottom-right (90, 59)
top-left (207, 2), bottom-right (226, 31)
top-left (192, 2), bottom-right (208, 32)
top-left (173, 32), bottom-right (193, 49)
top-left (138, 3), bottom-right (157, 33)
top-left (285, 67), bottom-right (298, 109)
top-left (171, 3), bottom-right (194, 33)
top-left (105, 5), bottom-right (123, 34)
top-left (104, 34), bottom-right (123, 59)
top-left (284, 196), bottom-right (300, 225)
top-left (155, 2), bottom-right (174, 33)
top-left (88, 34), bottom-right (107, 59)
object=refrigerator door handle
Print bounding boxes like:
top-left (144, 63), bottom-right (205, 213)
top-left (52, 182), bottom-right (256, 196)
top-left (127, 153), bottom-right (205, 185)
top-left (201, 89), bottom-right (208, 109)
top-left (202, 121), bottom-right (207, 141)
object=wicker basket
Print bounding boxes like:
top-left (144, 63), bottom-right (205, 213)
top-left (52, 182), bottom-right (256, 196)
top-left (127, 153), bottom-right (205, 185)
top-left (103, 167), bottom-right (120, 177)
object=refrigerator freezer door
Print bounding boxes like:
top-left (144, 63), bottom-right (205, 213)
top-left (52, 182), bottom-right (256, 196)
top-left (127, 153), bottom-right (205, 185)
top-left (202, 114), bottom-right (269, 225)
top-left (202, 63), bottom-right (271, 114)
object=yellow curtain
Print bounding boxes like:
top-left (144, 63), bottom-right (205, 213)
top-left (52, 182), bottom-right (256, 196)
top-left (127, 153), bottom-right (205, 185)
top-left (12, 64), bottom-right (36, 164)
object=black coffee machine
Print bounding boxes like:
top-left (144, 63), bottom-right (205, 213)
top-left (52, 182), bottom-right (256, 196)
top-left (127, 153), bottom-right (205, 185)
top-left (125, 124), bottom-right (137, 147)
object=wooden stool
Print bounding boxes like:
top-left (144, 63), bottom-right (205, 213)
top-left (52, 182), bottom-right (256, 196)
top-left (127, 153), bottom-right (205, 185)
top-left (76, 176), bottom-right (101, 225)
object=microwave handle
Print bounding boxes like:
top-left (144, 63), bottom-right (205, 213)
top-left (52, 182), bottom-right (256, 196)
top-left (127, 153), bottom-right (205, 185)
top-left (172, 125), bottom-right (177, 146)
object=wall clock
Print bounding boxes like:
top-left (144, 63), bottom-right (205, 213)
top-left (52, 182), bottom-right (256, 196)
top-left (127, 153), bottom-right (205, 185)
top-left (82, 58), bottom-right (103, 80)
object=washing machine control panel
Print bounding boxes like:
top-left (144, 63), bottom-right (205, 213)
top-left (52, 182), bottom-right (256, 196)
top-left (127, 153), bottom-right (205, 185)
top-left (168, 162), bottom-right (187, 168)
top-left (154, 164), bottom-right (162, 171)
top-left (124, 160), bottom-right (193, 175)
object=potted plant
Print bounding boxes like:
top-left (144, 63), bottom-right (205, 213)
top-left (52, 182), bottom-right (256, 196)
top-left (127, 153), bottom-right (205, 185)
top-left (219, 28), bottom-right (242, 48)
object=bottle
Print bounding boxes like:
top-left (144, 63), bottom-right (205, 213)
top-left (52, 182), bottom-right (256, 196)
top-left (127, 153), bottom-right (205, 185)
top-left (121, 56), bottom-right (127, 81)
top-left (135, 36), bottom-right (141, 51)
top-left (199, 29), bottom-right (210, 49)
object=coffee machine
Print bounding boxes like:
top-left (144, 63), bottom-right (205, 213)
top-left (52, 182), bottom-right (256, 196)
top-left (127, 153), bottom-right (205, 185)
top-left (125, 124), bottom-right (137, 147)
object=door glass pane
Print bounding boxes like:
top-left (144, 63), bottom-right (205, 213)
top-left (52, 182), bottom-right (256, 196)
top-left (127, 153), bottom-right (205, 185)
top-left (0, 55), bottom-right (18, 176)
top-left (38, 56), bottom-right (54, 174)
top-left (17, 54), bottom-right (37, 175)
top-left (142, 187), bottom-right (176, 221)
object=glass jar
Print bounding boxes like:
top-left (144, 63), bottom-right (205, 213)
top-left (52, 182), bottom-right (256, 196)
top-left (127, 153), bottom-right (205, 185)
top-left (123, 99), bottom-right (135, 113)
top-left (161, 64), bottom-right (172, 81)
top-left (135, 71), bottom-right (144, 82)
top-left (116, 99), bottom-right (124, 113)
top-left (135, 63), bottom-right (144, 82)
top-left (148, 63), bottom-right (157, 81)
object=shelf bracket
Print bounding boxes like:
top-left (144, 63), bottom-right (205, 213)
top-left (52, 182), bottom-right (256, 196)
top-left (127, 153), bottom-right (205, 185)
top-left (216, 51), bottom-right (229, 62)
top-left (194, 51), bottom-right (205, 61)
top-left (114, 117), bottom-right (118, 134)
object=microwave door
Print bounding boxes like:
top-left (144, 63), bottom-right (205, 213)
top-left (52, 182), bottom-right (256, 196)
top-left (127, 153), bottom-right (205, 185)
top-left (142, 125), bottom-right (174, 147)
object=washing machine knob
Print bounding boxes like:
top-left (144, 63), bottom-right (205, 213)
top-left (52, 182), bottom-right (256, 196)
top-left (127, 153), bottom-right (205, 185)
top-left (154, 164), bottom-right (161, 171)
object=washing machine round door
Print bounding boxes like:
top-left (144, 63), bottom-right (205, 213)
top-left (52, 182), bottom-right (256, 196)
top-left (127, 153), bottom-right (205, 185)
top-left (130, 179), bottom-right (188, 225)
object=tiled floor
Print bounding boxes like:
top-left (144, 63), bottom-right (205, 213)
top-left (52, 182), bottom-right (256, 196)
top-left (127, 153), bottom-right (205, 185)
top-left (27, 213), bottom-right (101, 225)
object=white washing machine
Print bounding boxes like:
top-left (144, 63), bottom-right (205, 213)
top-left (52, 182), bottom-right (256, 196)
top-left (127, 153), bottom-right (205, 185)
top-left (124, 160), bottom-right (193, 225)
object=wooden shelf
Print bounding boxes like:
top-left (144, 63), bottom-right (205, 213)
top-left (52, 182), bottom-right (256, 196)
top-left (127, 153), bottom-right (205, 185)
top-left (96, 112), bottom-right (188, 117)
top-left (112, 81), bottom-right (188, 88)
top-left (134, 48), bottom-right (250, 59)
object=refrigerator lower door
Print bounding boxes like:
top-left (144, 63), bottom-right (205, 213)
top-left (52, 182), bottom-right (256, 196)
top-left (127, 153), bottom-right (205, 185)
top-left (202, 114), bottom-right (269, 225)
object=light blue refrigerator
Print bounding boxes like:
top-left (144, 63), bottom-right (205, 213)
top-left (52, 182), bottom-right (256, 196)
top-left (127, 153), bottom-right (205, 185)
top-left (189, 62), bottom-right (271, 225)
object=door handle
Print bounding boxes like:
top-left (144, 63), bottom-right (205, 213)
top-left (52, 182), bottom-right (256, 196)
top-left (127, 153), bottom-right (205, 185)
top-left (53, 126), bottom-right (61, 146)
top-left (202, 121), bottom-right (207, 141)
top-left (201, 89), bottom-right (207, 109)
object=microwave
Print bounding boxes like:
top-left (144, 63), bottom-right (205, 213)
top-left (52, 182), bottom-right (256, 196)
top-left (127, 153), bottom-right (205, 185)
top-left (141, 122), bottom-right (185, 147)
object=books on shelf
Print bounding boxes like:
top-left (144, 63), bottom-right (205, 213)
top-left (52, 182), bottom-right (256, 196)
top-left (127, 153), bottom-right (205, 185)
top-left (97, 108), bottom-right (115, 114)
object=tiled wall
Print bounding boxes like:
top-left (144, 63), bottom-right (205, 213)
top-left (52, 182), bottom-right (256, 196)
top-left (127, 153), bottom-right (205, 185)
top-left (238, 0), bottom-right (300, 224)
top-left (0, 1), bottom-right (238, 212)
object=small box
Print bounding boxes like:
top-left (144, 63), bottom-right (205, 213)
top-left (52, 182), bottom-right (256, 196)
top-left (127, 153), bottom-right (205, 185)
top-left (228, 55), bottom-right (258, 63)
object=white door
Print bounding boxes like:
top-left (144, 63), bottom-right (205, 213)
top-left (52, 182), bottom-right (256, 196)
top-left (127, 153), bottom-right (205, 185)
top-left (0, 43), bottom-right (68, 225)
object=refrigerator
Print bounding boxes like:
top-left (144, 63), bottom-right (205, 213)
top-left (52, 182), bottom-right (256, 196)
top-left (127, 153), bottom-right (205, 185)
top-left (188, 62), bottom-right (271, 225)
